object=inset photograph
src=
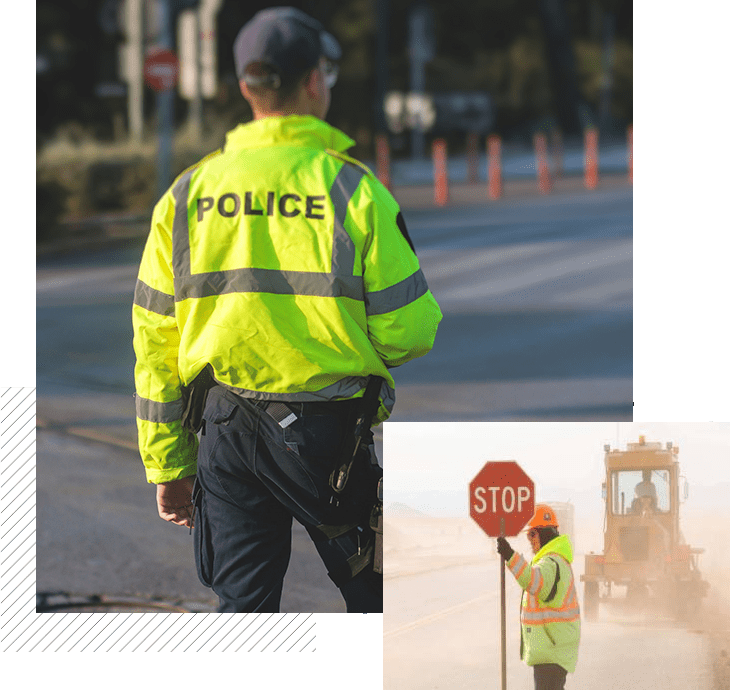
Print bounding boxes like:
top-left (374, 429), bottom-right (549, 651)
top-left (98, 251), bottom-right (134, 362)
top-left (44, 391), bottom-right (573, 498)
top-left (384, 422), bottom-right (729, 690)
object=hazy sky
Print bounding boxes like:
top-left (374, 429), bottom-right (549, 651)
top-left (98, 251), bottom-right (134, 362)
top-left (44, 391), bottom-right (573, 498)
top-left (384, 422), bottom-right (730, 516)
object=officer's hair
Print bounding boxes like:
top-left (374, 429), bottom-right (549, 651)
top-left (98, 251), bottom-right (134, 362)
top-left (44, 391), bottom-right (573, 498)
top-left (242, 62), bottom-right (311, 111)
top-left (537, 526), bottom-right (559, 548)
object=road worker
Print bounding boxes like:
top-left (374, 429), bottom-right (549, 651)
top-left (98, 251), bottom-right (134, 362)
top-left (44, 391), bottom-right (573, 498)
top-left (496, 504), bottom-right (581, 690)
top-left (132, 6), bottom-right (442, 613)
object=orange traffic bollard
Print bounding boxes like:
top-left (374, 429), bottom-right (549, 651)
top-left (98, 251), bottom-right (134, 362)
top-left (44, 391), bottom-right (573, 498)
top-left (584, 128), bottom-right (599, 190)
top-left (487, 134), bottom-right (502, 200)
top-left (627, 124), bottom-right (633, 184)
top-left (433, 139), bottom-right (449, 207)
top-left (533, 133), bottom-right (552, 194)
top-left (375, 134), bottom-right (391, 191)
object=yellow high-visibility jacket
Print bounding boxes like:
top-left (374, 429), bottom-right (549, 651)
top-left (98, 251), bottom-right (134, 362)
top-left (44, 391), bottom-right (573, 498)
top-left (133, 115), bottom-right (442, 484)
top-left (506, 535), bottom-right (581, 673)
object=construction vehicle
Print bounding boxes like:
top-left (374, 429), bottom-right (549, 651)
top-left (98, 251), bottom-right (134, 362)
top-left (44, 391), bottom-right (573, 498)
top-left (581, 436), bottom-right (708, 621)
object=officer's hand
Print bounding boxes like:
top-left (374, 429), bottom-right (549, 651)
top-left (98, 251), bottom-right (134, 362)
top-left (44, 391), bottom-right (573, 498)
top-left (496, 537), bottom-right (514, 561)
top-left (156, 476), bottom-right (196, 528)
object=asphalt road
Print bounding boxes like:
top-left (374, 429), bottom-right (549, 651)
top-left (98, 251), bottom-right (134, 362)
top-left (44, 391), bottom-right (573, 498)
top-left (35, 429), bottom-right (342, 612)
top-left (35, 183), bottom-right (631, 609)
top-left (390, 185), bottom-right (632, 420)
top-left (35, 244), bottom-right (349, 611)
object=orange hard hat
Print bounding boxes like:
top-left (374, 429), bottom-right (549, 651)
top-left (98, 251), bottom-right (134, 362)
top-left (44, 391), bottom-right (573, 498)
top-left (526, 504), bottom-right (559, 530)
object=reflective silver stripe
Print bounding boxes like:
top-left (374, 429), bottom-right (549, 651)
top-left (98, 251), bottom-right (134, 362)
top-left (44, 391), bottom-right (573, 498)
top-left (366, 268), bottom-right (429, 316)
top-left (522, 607), bottom-right (581, 623)
top-left (135, 395), bottom-right (184, 423)
top-left (510, 554), bottom-right (529, 580)
top-left (527, 568), bottom-right (544, 595)
top-left (175, 268), bottom-right (364, 302)
top-left (171, 161), bottom-right (370, 302)
top-left (219, 375), bottom-right (395, 413)
top-left (330, 163), bottom-right (365, 276)
top-left (133, 280), bottom-right (175, 317)
top-left (172, 169), bottom-right (195, 290)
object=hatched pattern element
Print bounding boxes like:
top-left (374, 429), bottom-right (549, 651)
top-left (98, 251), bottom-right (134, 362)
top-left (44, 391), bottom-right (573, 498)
top-left (1, 388), bottom-right (315, 652)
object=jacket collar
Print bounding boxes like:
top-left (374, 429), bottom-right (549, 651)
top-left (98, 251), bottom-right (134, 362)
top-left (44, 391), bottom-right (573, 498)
top-left (224, 115), bottom-right (355, 153)
top-left (532, 534), bottom-right (574, 564)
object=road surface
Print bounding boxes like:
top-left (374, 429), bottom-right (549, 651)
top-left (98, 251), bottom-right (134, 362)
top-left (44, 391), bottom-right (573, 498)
top-left (390, 185), bottom-right (632, 421)
top-left (35, 244), bottom-right (345, 612)
top-left (384, 554), bottom-right (715, 690)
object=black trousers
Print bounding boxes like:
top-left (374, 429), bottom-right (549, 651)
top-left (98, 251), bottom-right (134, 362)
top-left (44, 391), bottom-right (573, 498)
top-left (533, 664), bottom-right (568, 690)
top-left (193, 386), bottom-right (382, 613)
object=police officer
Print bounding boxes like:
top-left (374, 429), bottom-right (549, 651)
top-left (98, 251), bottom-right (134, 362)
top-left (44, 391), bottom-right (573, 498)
top-left (132, 7), bottom-right (441, 613)
top-left (496, 505), bottom-right (581, 690)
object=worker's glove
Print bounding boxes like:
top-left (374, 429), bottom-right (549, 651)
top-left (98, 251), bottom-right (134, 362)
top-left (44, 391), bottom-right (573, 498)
top-left (496, 537), bottom-right (514, 561)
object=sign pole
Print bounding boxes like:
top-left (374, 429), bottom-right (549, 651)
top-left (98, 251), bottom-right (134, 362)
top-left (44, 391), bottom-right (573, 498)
top-left (469, 461), bottom-right (534, 690)
top-left (500, 517), bottom-right (507, 690)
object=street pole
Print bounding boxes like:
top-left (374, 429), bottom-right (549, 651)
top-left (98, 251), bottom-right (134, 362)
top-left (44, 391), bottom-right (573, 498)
top-left (374, 0), bottom-right (389, 135)
top-left (156, 0), bottom-right (174, 201)
top-left (599, 10), bottom-right (616, 134)
top-left (181, 8), bottom-right (202, 142)
top-left (408, 3), bottom-right (432, 160)
top-left (500, 517), bottom-right (507, 690)
top-left (126, 0), bottom-right (144, 143)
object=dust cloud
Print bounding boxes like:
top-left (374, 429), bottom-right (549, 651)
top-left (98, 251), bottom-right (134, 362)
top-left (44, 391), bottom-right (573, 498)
top-left (683, 512), bottom-right (730, 690)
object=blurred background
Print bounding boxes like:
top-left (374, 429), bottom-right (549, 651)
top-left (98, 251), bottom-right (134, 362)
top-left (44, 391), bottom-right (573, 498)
top-left (32, 0), bottom-right (632, 613)
top-left (36, 0), bottom-right (632, 239)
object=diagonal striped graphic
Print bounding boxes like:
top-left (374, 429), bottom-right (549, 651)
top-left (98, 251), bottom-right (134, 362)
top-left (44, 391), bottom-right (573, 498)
top-left (1, 388), bottom-right (316, 652)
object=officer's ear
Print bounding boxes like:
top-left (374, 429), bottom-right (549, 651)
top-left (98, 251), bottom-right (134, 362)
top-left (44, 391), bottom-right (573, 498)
top-left (303, 65), bottom-right (322, 100)
top-left (239, 80), bottom-right (252, 100)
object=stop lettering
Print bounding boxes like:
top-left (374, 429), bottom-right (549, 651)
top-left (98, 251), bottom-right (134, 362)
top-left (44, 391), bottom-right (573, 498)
top-left (473, 485), bottom-right (531, 514)
top-left (469, 461), bottom-right (535, 537)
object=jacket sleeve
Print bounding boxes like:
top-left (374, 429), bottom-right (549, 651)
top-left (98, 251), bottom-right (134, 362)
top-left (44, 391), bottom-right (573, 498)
top-left (359, 177), bottom-right (442, 367)
top-left (132, 190), bottom-right (198, 484)
top-left (506, 551), bottom-right (561, 602)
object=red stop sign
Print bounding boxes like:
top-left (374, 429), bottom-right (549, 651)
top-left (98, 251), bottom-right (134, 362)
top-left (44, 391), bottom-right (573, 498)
top-left (144, 49), bottom-right (180, 92)
top-left (469, 461), bottom-right (535, 537)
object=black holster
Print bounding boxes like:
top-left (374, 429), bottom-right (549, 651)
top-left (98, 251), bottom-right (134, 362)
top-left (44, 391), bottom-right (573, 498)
top-left (181, 365), bottom-right (216, 433)
top-left (312, 376), bottom-right (386, 584)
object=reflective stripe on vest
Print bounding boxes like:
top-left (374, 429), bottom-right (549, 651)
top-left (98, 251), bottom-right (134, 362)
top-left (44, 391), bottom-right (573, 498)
top-left (135, 395), bottom-right (184, 423)
top-left (134, 281), bottom-right (175, 316)
top-left (521, 556), bottom-right (580, 626)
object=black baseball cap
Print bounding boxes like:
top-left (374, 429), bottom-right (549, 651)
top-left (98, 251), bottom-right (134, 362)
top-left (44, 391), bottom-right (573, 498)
top-left (234, 7), bottom-right (341, 86)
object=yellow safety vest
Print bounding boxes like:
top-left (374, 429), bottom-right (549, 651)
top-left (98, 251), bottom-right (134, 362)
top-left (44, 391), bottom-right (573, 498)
top-left (132, 115), bottom-right (442, 483)
top-left (507, 535), bottom-right (581, 673)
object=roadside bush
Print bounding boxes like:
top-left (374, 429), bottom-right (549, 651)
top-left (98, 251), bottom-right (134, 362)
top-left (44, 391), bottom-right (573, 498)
top-left (36, 177), bottom-right (69, 242)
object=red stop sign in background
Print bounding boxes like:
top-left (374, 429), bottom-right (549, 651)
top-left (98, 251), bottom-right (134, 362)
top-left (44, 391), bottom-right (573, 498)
top-left (144, 48), bottom-right (180, 92)
top-left (469, 461), bottom-right (535, 537)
